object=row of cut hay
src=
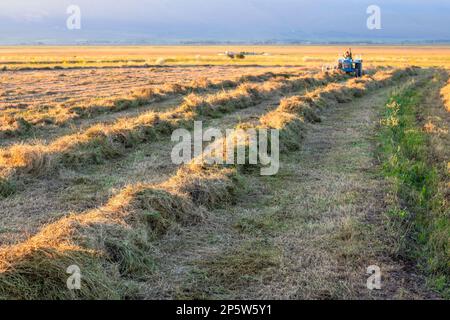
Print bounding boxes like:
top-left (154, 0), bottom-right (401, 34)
top-left (176, 71), bottom-right (351, 117)
top-left (172, 69), bottom-right (416, 188)
top-left (0, 101), bottom-right (243, 298)
top-left (260, 67), bottom-right (419, 151)
top-left (440, 78), bottom-right (450, 112)
top-left (0, 164), bottom-right (239, 299)
top-left (0, 71), bottom-right (297, 139)
top-left (69, 71), bottom-right (293, 118)
top-left (0, 68), bottom-right (412, 299)
top-left (0, 70), bottom-right (350, 298)
top-left (0, 70), bottom-right (349, 193)
top-left (199, 68), bottom-right (418, 165)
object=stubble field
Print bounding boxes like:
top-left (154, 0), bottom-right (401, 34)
top-left (0, 46), bottom-right (448, 299)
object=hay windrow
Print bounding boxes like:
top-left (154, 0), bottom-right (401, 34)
top-left (0, 151), bottom-right (240, 299)
top-left (0, 67), bottom-right (417, 299)
top-left (0, 176), bottom-right (204, 299)
top-left (259, 68), bottom-right (417, 152)
top-left (5, 71), bottom-right (297, 134)
top-left (0, 71), bottom-right (292, 139)
top-left (278, 97), bottom-right (321, 123)
top-left (0, 70), bottom-right (349, 193)
top-left (170, 165), bottom-right (240, 208)
top-left (440, 78), bottom-right (450, 112)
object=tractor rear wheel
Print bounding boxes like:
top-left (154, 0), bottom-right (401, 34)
top-left (355, 63), bottom-right (362, 77)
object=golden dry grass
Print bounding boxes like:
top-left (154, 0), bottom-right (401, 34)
top-left (0, 67), bottom-right (416, 299)
top-left (1, 45), bottom-right (450, 69)
top-left (440, 79), bottom-right (450, 112)
top-left (0, 68), bottom-right (296, 137)
top-left (261, 68), bottom-right (417, 136)
top-left (0, 162), bottom-right (236, 299)
top-left (0, 43), bottom-right (434, 301)
top-left (0, 70), bottom-right (350, 191)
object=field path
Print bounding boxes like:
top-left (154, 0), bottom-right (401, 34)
top-left (142, 78), bottom-right (439, 299)
top-left (244, 82), bottom-right (439, 299)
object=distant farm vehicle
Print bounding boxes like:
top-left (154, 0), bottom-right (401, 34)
top-left (224, 51), bottom-right (246, 59)
top-left (219, 51), bottom-right (267, 60)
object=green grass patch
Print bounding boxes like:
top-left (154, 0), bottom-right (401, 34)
top-left (378, 81), bottom-right (449, 297)
top-left (0, 178), bottom-right (16, 198)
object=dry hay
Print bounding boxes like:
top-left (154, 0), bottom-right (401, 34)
top-left (0, 162), bottom-right (240, 299)
top-left (91, 71), bottom-right (305, 116)
top-left (440, 78), bottom-right (450, 112)
top-left (0, 70), bottom-right (347, 187)
top-left (0, 67), bottom-right (417, 299)
top-left (259, 67), bottom-right (417, 152)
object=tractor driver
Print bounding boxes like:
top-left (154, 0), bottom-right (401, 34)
top-left (344, 49), bottom-right (353, 59)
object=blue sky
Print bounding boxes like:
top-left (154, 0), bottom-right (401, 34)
top-left (0, 0), bottom-right (449, 44)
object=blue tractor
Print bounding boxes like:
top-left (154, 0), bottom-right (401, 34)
top-left (322, 49), bottom-right (363, 77)
top-left (338, 57), bottom-right (363, 77)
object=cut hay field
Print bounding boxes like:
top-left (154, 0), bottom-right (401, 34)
top-left (2, 45), bottom-right (450, 70)
top-left (0, 46), bottom-right (448, 300)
